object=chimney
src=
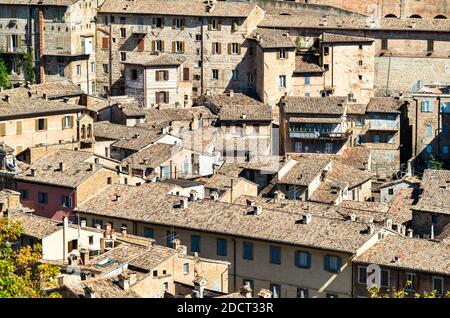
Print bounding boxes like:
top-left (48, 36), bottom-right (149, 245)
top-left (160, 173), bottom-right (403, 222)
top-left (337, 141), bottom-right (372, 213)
top-left (80, 220), bottom-right (87, 228)
top-left (105, 222), bottom-right (112, 234)
top-left (63, 97), bottom-right (70, 103)
top-left (274, 190), bottom-right (285, 200)
top-left (59, 162), bottom-right (65, 172)
top-left (94, 158), bottom-right (100, 164)
top-left (254, 205), bottom-right (262, 215)
top-left (27, 91), bottom-right (32, 98)
top-left (407, 228), bottom-right (413, 238)
top-left (384, 218), bottom-right (393, 229)
top-left (257, 289), bottom-right (272, 298)
top-left (4, 95), bottom-right (10, 103)
top-left (83, 286), bottom-right (96, 298)
top-left (172, 238), bottom-right (181, 250)
top-left (240, 283), bottom-right (253, 298)
top-left (30, 168), bottom-right (36, 177)
top-left (42, 93), bottom-right (47, 100)
top-left (229, 90), bottom-right (234, 97)
top-left (303, 213), bottom-right (312, 224)
top-left (349, 213), bottom-right (357, 221)
top-left (193, 276), bottom-right (207, 298)
top-left (96, 224), bottom-right (101, 230)
top-left (118, 273), bottom-right (130, 291)
top-left (89, 163), bottom-right (95, 172)
top-left (211, 191), bottom-right (219, 201)
top-left (246, 199), bottom-right (255, 207)
top-left (189, 190), bottom-right (198, 202)
top-left (180, 197), bottom-right (188, 209)
top-left (80, 248), bottom-right (89, 265)
top-left (121, 226), bottom-right (127, 238)
top-left (114, 194), bottom-right (121, 202)
top-left (367, 223), bottom-right (375, 234)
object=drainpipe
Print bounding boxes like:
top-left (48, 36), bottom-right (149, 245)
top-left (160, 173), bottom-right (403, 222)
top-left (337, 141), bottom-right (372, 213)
top-left (413, 97), bottom-right (418, 156)
top-left (108, 24), bottom-right (112, 95)
top-left (232, 238), bottom-right (237, 291)
top-left (331, 45), bottom-right (334, 89)
top-left (38, 6), bottom-right (45, 83)
top-left (437, 96), bottom-right (441, 158)
top-left (200, 18), bottom-right (204, 95)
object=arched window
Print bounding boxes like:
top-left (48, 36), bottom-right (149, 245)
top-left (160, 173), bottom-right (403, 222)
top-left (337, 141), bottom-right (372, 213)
top-left (81, 125), bottom-right (86, 139)
top-left (434, 15), bottom-right (447, 19)
top-left (87, 124), bottom-right (92, 138)
top-left (409, 14), bottom-right (422, 18)
top-left (384, 14), bottom-right (398, 18)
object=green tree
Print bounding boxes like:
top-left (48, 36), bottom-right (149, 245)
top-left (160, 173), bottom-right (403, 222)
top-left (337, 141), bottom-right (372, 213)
top-left (429, 155), bottom-right (445, 170)
top-left (0, 217), bottom-right (61, 298)
top-left (368, 281), bottom-right (450, 298)
top-left (23, 51), bottom-right (35, 85)
top-left (0, 58), bottom-right (11, 89)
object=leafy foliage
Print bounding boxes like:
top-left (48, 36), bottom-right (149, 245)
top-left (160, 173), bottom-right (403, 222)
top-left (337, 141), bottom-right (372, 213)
top-left (429, 155), bottom-right (445, 170)
top-left (0, 217), bottom-right (61, 298)
top-left (23, 51), bottom-right (35, 85)
top-left (0, 58), bottom-right (11, 89)
top-left (368, 281), bottom-right (450, 298)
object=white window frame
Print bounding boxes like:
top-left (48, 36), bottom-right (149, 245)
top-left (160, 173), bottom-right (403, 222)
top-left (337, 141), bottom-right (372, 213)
top-left (279, 75), bottom-right (286, 88)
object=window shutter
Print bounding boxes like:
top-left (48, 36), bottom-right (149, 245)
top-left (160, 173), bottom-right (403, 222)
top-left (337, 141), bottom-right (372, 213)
top-left (161, 40), bottom-right (165, 51)
top-left (181, 42), bottom-right (185, 53)
top-left (164, 70), bottom-right (168, 81)
top-left (35, 119), bottom-right (39, 131)
top-left (277, 50), bottom-right (280, 59)
top-left (0, 123), bottom-right (6, 136)
top-left (217, 19), bottom-right (221, 30)
top-left (16, 121), bottom-right (22, 134)
top-left (155, 71), bottom-right (160, 81)
top-left (307, 252), bottom-right (311, 268)
top-left (172, 41), bottom-right (176, 53)
top-left (228, 43), bottom-right (231, 55)
top-left (286, 50), bottom-right (289, 59)
top-left (152, 40), bottom-right (156, 52)
top-left (69, 116), bottom-right (74, 128)
top-left (102, 37), bottom-right (109, 49)
top-left (207, 20), bottom-right (212, 30)
top-left (6, 35), bottom-right (10, 52)
top-left (237, 43), bottom-right (241, 55)
top-left (183, 67), bottom-right (189, 81)
top-left (218, 42), bottom-right (222, 54)
top-left (165, 92), bottom-right (169, 103)
top-left (155, 92), bottom-right (160, 104)
top-left (181, 18), bottom-right (185, 29)
top-left (152, 17), bottom-right (156, 28)
top-left (61, 117), bottom-right (65, 129)
top-left (172, 18), bottom-right (176, 29)
top-left (44, 118), bottom-right (48, 130)
top-left (324, 255), bottom-right (329, 271)
top-left (161, 17), bottom-right (164, 28)
top-left (211, 42), bottom-right (214, 53)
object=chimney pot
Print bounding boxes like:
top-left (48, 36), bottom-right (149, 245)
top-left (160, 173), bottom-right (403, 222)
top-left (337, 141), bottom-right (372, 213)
top-left (43, 93), bottom-right (47, 99)
top-left (303, 213), bottom-right (312, 224)
top-left (27, 91), bottom-right (32, 98)
top-left (367, 223), bottom-right (375, 234)
top-left (59, 162), bottom-right (65, 172)
top-left (81, 220), bottom-right (87, 228)
top-left (180, 197), bottom-right (188, 209)
top-left (4, 94), bottom-right (10, 103)
top-left (121, 226), bottom-right (127, 238)
top-left (254, 205), bottom-right (262, 215)
top-left (30, 168), bottom-right (36, 177)
top-left (407, 228), bottom-right (413, 238)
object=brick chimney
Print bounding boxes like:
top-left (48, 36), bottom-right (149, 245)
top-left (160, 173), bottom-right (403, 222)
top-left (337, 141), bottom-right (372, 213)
top-left (121, 226), bottom-right (127, 238)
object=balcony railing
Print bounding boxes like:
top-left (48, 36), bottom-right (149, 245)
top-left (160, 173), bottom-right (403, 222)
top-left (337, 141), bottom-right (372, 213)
top-left (368, 120), bottom-right (399, 130)
top-left (132, 25), bottom-right (149, 34)
top-left (289, 131), bottom-right (347, 139)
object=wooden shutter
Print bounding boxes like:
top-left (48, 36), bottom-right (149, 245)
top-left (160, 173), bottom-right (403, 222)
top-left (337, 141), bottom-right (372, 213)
top-left (172, 41), bottom-right (176, 53)
top-left (237, 43), bottom-right (241, 55)
top-left (218, 42), bottom-right (222, 54)
top-left (164, 70), bottom-right (169, 81)
top-left (172, 18), bottom-right (176, 29)
top-left (151, 17), bottom-right (156, 28)
top-left (102, 37), bottom-right (109, 49)
top-left (276, 50), bottom-right (280, 59)
top-left (183, 67), bottom-right (189, 81)
top-left (161, 40), bottom-right (165, 51)
top-left (16, 120), bottom-right (22, 134)
top-left (336, 257), bottom-right (342, 273)
top-left (0, 123), bottom-right (6, 136)
top-left (44, 118), bottom-right (48, 131)
top-left (217, 19), bottom-right (221, 30)
top-left (207, 20), bottom-right (212, 30)
top-left (181, 41), bottom-right (185, 53)
top-left (227, 43), bottom-right (231, 55)
top-left (324, 255), bottom-right (329, 271)
top-left (61, 117), bottom-right (66, 129)
top-left (155, 70), bottom-right (160, 81)
top-left (6, 35), bottom-right (10, 52)
top-left (211, 42), bottom-right (215, 53)
top-left (16, 145), bottom-right (23, 154)
top-left (35, 119), bottom-right (39, 131)
top-left (152, 40), bottom-right (156, 52)
top-left (181, 18), bottom-right (185, 29)
top-left (306, 252), bottom-right (311, 268)
top-left (69, 116), bottom-right (74, 128)
top-left (155, 92), bottom-right (160, 104)
top-left (165, 92), bottom-right (169, 103)
top-left (137, 38), bottom-right (144, 51)
top-left (161, 17), bottom-right (164, 28)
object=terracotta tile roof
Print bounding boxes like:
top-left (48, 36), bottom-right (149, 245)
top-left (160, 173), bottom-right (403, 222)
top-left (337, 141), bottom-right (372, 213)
top-left (294, 56), bottom-right (324, 73)
top-left (29, 78), bottom-right (84, 99)
top-left (377, 176), bottom-right (420, 190)
top-left (335, 147), bottom-right (371, 171)
top-left (0, 87), bottom-right (85, 119)
top-left (336, 200), bottom-right (390, 223)
top-left (118, 102), bottom-right (147, 117)
top-left (219, 104), bottom-right (273, 122)
top-left (99, 0), bottom-right (259, 17)
top-left (0, 0), bottom-right (79, 6)
top-left (346, 103), bottom-right (367, 115)
top-left (283, 96), bottom-right (347, 114)
top-left (366, 97), bottom-right (402, 113)
top-left (200, 93), bottom-right (264, 113)
top-left (85, 96), bottom-right (110, 113)
top-left (143, 106), bottom-right (217, 123)
top-left (94, 121), bottom-right (164, 151)
top-left (121, 143), bottom-right (179, 170)
top-left (386, 187), bottom-right (415, 225)
top-left (14, 150), bottom-right (104, 188)
top-left (76, 183), bottom-right (382, 253)
top-left (278, 154), bottom-right (331, 186)
top-left (288, 117), bottom-right (341, 124)
top-left (353, 235), bottom-right (450, 275)
top-left (197, 174), bottom-right (256, 192)
top-left (71, 277), bottom-right (141, 298)
top-left (250, 28), bottom-right (297, 49)
top-left (6, 210), bottom-right (62, 239)
top-left (322, 33), bottom-right (374, 43)
top-left (413, 169), bottom-right (450, 215)
top-left (122, 52), bottom-right (183, 67)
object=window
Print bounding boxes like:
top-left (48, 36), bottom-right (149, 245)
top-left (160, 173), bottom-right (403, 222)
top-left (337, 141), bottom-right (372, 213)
top-left (432, 214), bottom-right (439, 224)
top-left (358, 74), bottom-right (363, 81)
top-left (270, 246), bottom-right (281, 265)
top-left (231, 70), bottom-right (238, 81)
top-left (191, 235), bottom-right (201, 253)
top-left (130, 69), bottom-right (138, 80)
top-left (101, 37), bottom-right (109, 49)
top-left (153, 270), bottom-right (158, 277)
top-left (120, 52), bottom-right (126, 62)
top-left (144, 228), bottom-right (154, 238)
top-left (388, 188), bottom-right (394, 195)
top-left (426, 124), bottom-right (433, 136)
top-left (427, 39), bottom-right (434, 52)
top-left (183, 68), bottom-right (190, 81)
top-left (183, 263), bottom-right (189, 274)
top-left (212, 69), bottom-right (219, 80)
top-left (381, 269), bottom-right (390, 287)
top-left (325, 143), bottom-right (333, 153)
top-left (297, 288), bottom-right (309, 298)
top-left (209, 19), bottom-right (220, 30)
top-left (61, 116), bottom-right (72, 129)
top-left (88, 236), bottom-right (94, 245)
top-left (120, 28), bottom-right (126, 38)
top-left (359, 45), bottom-right (363, 50)
top-left (405, 273), bottom-right (417, 290)
top-left (270, 284), bottom-right (281, 298)
top-left (426, 145), bottom-right (432, 153)
top-left (137, 38), bottom-right (144, 51)
top-left (155, 70), bottom-right (169, 81)
top-left (230, 43), bottom-right (239, 55)
top-left (212, 42), bottom-right (221, 54)
top-left (173, 41), bottom-right (184, 53)
top-left (247, 72), bottom-right (254, 84)
top-left (443, 125), bottom-right (449, 136)
top-left (323, 64), bottom-right (329, 71)
top-left (91, 62), bottom-right (95, 73)
top-left (387, 134), bottom-right (393, 144)
top-left (217, 238), bottom-right (227, 256)
top-left (279, 75), bottom-right (286, 88)
top-left (103, 64), bottom-right (109, 74)
top-left (373, 134), bottom-right (380, 144)
top-left (61, 195), bottom-right (72, 208)
top-left (324, 47), bottom-right (329, 55)
top-left (166, 231), bottom-right (177, 248)
top-left (295, 251), bottom-right (311, 268)
top-left (37, 192), bottom-right (48, 204)
top-left (163, 282), bottom-right (168, 291)
top-left (153, 40), bottom-right (164, 52)
top-left (432, 276), bottom-right (444, 295)
top-left (358, 60), bottom-right (363, 66)
top-left (421, 100), bottom-right (432, 112)
top-left (120, 16), bottom-right (126, 23)
top-left (358, 266), bottom-right (367, 284)
top-left (37, 118), bottom-right (46, 131)
top-left (195, 34), bottom-right (202, 41)
top-left (304, 76), bottom-right (310, 85)
top-left (92, 219), bottom-right (103, 228)
top-left (442, 102), bottom-right (450, 113)
top-left (152, 17), bottom-right (163, 28)
top-left (279, 48), bottom-right (286, 59)
top-left (76, 64), bottom-right (81, 75)
top-left (381, 39), bottom-right (388, 50)
top-left (19, 189), bottom-right (29, 200)
top-left (173, 18), bottom-right (184, 29)
top-left (324, 255), bottom-right (341, 273)
top-left (243, 242), bottom-right (253, 260)
top-left (161, 164), bottom-right (170, 178)
top-left (443, 145), bottom-right (449, 154)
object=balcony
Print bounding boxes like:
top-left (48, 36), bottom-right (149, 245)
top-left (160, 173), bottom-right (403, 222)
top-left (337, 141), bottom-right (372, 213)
top-left (289, 131), bottom-right (348, 139)
top-left (132, 25), bottom-right (149, 34)
top-left (367, 120), bottom-right (399, 131)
